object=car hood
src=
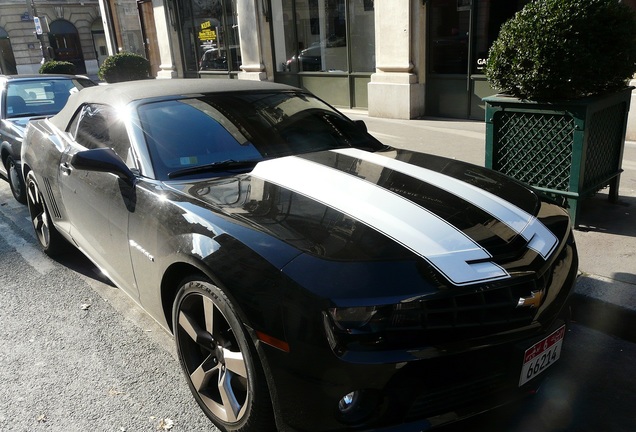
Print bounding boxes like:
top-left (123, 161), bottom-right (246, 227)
top-left (1, 118), bottom-right (28, 138)
top-left (170, 148), bottom-right (570, 291)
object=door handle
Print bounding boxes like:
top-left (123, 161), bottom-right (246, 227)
top-left (60, 162), bottom-right (72, 175)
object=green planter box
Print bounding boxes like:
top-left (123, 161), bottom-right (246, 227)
top-left (484, 87), bottom-right (633, 227)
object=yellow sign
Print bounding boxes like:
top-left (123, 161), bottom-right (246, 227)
top-left (199, 29), bottom-right (216, 41)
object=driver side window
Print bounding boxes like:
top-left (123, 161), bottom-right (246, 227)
top-left (69, 104), bottom-right (134, 166)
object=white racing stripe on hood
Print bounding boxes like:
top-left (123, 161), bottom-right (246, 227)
top-left (251, 156), bottom-right (509, 286)
top-left (334, 148), bottom-right (558, 260)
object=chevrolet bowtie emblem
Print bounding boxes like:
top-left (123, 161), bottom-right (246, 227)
top-left (516, 289), bottom-right (545, 308)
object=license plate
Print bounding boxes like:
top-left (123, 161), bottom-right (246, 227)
top-left (519, 325), bottom-right (566, 386)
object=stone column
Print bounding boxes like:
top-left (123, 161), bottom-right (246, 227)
top-left (153, 0), bottom-right (178, 79)
top-left (236, 0), bottom-right (267, 81)
top-left (368, 0), bottom-right (425, 119)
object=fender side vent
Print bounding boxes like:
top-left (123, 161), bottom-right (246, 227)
top-left (43, 178), bottom-right (62, 219)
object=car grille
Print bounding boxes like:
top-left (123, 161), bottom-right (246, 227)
top-left (374, 276), bottom-right (551, 348)
top-left (416, 277), bottom-right (543, 327)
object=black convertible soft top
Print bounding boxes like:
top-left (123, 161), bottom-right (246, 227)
top-left (49, 79), bottom-right (300, 130)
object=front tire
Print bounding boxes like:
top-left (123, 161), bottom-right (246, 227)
top-left (25, 170), bottom-right (66, 256)
top-left (173, 278), bottom-right (275, 432)
top-left (5, 156), bottom-right (26, 204)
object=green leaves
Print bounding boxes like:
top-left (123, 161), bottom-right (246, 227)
top-left (485, 0), bottom-right (636, 100)
top-left (39, 61), bottom-right (76, 75)
top-left (97, 52), bottom-right (151, 83)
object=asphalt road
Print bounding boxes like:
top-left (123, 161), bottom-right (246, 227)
top-left (0, 184), bottom-right (215, 431)
top-left (1, 180), bottom-right (635, 432)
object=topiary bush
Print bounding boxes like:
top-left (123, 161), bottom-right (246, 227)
top-left (98, 52), bottom-right (151, 83)
top-left (39, 60), bottom-right (76, 75)
top-left (484, 0), bottom-right (636, 101)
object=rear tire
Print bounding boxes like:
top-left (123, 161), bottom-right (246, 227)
top-left (25, 170), bottom-right (67, 256)
top-left (5, 156), bottom-right (26, 204)
top-left (173, 278), bottom-right (275, 432)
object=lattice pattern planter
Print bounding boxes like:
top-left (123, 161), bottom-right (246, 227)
top-left (484, 87), bottom-right (633, 227)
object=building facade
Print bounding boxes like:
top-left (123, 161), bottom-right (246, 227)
top-left (4, 0), bottom-right (636, 121)
top-left (0, 0), bottom-right (106, 76)
top-left (148, 0), bottom-right (533, 120)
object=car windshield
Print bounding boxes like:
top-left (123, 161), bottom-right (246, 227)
top-left (5, 78), bottom-right (95, 119)
top-left (137, 91), bottom-right (384, 180)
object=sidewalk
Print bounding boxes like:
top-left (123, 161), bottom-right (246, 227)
top-left (342, 109), bottom-right (636, 341)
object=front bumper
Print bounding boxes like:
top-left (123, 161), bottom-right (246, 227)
top-left (262, 314), bottom-right (569, 432)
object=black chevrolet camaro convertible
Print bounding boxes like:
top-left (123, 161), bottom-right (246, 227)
top-left (21, 79), bottom-right (578, 431)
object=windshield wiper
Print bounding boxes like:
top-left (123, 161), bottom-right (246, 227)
top-left (168, 159), bottom-right (260, 179)
top-left (7, 113), bottom-right (47, 119)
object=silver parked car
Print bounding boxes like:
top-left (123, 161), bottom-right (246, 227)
top-left (0, 74), bottom-right (96, 203)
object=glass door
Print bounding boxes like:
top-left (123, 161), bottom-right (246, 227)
top-left (176, 0), bottom-right (241, 77)
top-left (426, 0), bottom-right (530, 120)
top-left (426, 0), bottom-right (471, 118)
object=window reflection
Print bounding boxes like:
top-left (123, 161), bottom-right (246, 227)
top-left (272, 0), bottom-right (376, 74)
top-left (178, 0), bottom-right (241, 73)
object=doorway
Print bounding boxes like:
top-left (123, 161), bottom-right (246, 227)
top-left (91, 20), bottom-right (108, 68)
top-left (425, 0), bottom-right (530, 120)
top-left (48, 20), bottom-right (87, 74)
top-left (0, 27), bottom-right (18, 75)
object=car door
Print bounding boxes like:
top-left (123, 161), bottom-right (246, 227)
top-left (59, 103), bottom-right (138, 297)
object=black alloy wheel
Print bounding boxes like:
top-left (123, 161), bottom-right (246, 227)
top-left (173, 279), bottom-right (274, 432)
top-left (6, 156), bottom-right (26, 204)
top-left (25, 171), bottom-right (66, 256)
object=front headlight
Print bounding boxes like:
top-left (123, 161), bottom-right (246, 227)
top-left (328, 306), bottom-right (378, 332)
top-left (324, 303), bottom-right (422, 353)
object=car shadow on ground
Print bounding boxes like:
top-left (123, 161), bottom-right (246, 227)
top-left (575, 192), bottom-right (635, 236)
top-left (53, 245), bottom-right (116, 287)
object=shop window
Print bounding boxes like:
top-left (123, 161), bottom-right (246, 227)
top-left (178, 0), bottom-right (241, 74)
top-left (349, 0), bottom-right (375, 72)
top-left (272, 0), bottom-right (375, 74)
top-left (275, 0), bottom-right (347, 72)
top-left (272, 0), bottom-right (296, 72)
top-left (108, 0), bottom-right (145, 57)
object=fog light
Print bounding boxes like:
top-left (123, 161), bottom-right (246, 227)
top-left (338, 391), bottom-right (360, 413)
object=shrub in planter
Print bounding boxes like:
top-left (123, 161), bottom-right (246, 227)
top-left (484, 0), bottom-right (636, 101)
top-left (39, 61), bottom-right (76, 75)
top-left (98, 52), bottom-right (151, 83)
top-left (482, 0), bottom-right (636, 226)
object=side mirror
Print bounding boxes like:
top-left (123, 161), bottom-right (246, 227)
top-left (354, 119), bottom-right (368, 133)
top-left (71, 148), bottom-right (135, 185)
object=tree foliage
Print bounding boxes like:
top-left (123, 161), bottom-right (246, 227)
top-left (98, 52), bottom-right (151, 83)
top-left (39, 61), bottom-right (76, 75)
top-left (485, 0), bottom-right (636, 100)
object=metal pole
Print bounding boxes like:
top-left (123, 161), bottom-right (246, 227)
top-left (30, 0), bottom-right (49, 64)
